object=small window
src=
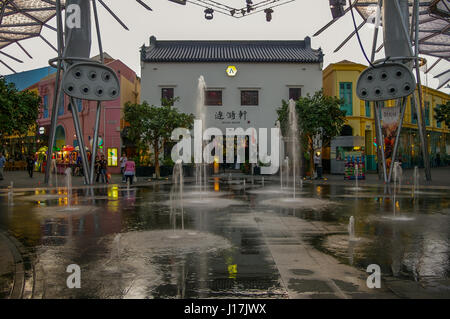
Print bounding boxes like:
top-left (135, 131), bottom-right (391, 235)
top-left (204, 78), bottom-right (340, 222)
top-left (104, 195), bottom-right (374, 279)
top-left (339, 82), bottom-right (353, 116)
top-left (289, 88), bottom-right (301, 101)
top-left (425, 101), bottom-right (430, 126)
top-left (76, 99), bottom-right (82, 112)
top-left (43, 95), bottom-right (49, 118)
top-left (241, 90), bottom-right (259, 106)
top-left (161, 88), bottom-right (174, 101)
top-left (68, 99), bottom-right (82, 113)
top-left (365, 101), bottom-right (371, 117)
top-left (58, 93), bottom-right (64, 116)
top-left (411, 104), bottom-right (417, 124)
top-left (205, 90), bottom-right (222, 106)
top-left (436, 104), bottom-right (442, 128)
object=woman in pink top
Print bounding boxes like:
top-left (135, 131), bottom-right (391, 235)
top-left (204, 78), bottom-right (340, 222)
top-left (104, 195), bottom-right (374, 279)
top-left (124, 159), bottom-right (136, 185)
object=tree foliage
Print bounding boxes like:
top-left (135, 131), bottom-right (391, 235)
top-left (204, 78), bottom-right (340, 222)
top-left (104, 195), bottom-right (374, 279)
top-left (0, 76), bottom-right (41, 140)
top-left (434, 101), bottom-right (450, 127)
top-left (277, 90), bottom-right (346, 174)
top-left (123, 98), bottom-right (194, 178)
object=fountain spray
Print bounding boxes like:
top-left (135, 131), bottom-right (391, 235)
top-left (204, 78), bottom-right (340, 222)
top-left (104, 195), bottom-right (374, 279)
top-left (413, 166), bottom-right (419, 196)
top-left (348, 216), bottom-right (355, 241)
top-left (288, 99), bottom-right (299, 198)
top-left (65, 167), bottom-right (72, 209)
top-left (392, 162), bottom-right (402, 216)
top-left (195, 76), bottom-right (207, 192)
top-left (285, 157), bottom-right (290, 189)
top-left (8, 181), bottom-right (13, 206)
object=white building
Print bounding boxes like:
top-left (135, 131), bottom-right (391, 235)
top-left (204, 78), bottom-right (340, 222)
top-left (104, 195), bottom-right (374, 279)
top-left (140, 36), bottom-right (323, 168)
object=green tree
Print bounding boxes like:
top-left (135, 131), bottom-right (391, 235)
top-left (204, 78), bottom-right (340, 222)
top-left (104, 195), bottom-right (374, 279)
top-left (277, 90), bottom-right (346, 176)
top-left (434, 101), bottom-right (450, 127)
top-left (0, 76), bottom-right (41, 141)
top-left (123, 98), bottom-right (194, 178)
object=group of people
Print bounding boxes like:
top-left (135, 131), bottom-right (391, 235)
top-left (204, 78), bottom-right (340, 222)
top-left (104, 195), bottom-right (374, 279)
top-left (0, 152), bottom-right (36, 179)
top-left (91, 152), bottom-right (136, 185)
top-left (62, 152), bottom-right (136, 185)
top-left (0, 150), bottom-right (136, 185)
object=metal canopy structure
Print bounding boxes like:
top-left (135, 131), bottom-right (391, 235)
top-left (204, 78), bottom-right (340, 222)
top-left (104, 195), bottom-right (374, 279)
top-left (0, 0), bottom-right (66, 50)
top-left (352, 0), bottom-right (450, 61)
top-left (2, 1), bottom-right (447, 74)
top-left (0, 0), bottom-right (299, 72)
top-left (0, 0), bottom-right (154, 73)
top-left (314, 0), bottom-right (450, 89)
top-left (0, 0), bottom-right (67, 71)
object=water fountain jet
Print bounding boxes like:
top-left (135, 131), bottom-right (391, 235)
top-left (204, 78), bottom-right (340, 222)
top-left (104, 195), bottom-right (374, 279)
top-left (348, 216), bottom-right (356, 241)
top-left (7, 181), bottom-right (13, 206)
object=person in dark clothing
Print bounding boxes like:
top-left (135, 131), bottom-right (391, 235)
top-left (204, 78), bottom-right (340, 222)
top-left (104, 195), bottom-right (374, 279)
top-left (75, 154), bottom-right (82, 176)
top-left (95, 156), bottom-right (101, 183)
top-left (26, 155), bottom-right (35, 178)
top-left (99, 155), bottom-right (107, 183)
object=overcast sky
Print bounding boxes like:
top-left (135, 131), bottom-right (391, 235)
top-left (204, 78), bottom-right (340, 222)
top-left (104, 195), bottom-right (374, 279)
top-left (1, 0), bottom-right (448, 94)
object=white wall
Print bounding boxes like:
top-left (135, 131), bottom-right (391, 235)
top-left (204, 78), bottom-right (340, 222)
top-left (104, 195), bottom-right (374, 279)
top-left (141, 62), bottom-right (323, 132)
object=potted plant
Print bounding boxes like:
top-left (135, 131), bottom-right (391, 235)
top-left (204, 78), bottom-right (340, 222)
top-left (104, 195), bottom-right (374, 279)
top-left (255, 157), bottom-right (272, 175)
top-left (183, 159), bottom-right (194, 177)
top-left (135, 152), bottom-right (155, 177)
top-left (240, 160), bottom-right (251, 174)
top-left (160, 157), bottom-right (174, 177)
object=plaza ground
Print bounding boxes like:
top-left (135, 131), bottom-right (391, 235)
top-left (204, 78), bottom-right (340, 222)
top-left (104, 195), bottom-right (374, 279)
top-left (0, 167), bottom-right (449, 299)
top-left (1, 166), bottom-right (450, 189)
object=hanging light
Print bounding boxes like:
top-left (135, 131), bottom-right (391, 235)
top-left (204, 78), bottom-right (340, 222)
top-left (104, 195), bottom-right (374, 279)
top-left (204, 8), bottom-right (214, 20)
top-left (168, 0), bottom-right (186, 4)
top-left (264, 8), bottom-right (274, 22)
top-left (329, 0), bottom-right (346, 19)
top-left (246, 0), bottom-right (254, 13)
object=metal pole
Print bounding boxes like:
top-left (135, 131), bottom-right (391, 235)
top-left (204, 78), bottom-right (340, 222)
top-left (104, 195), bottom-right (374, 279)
top-left (392, 0), bottom-right (414, 57)
top-left (388, 97), bottom-right (407, 183)
top-left (370, 0), bottom-right (382, 62)
top-left (44, 0), bottom-right (64, 185)
top-left (70, 97), bottom-right (91, 184)
top-left (90, 102), bottom-right (102, 184)
top-left (375, 102), bottom-right (388, 182)
top-left (89, 0), bottom-right (104, 184)
top-left (373, 102), bottom-right (382, 179)
top-left (370, 0), bottom-right (382, 179)
top-left (413, 0), bottom-right (432, 181)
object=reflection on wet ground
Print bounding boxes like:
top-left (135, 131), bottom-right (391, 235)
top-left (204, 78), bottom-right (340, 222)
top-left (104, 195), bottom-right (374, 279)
top-left (0, 179), bottom-right (449, 298)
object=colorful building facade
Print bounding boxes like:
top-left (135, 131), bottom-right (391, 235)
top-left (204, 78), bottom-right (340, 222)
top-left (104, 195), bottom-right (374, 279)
top-left (323, 60), bottom-right (449, 172)
top-left (36, 54), bottom-right (140, 173)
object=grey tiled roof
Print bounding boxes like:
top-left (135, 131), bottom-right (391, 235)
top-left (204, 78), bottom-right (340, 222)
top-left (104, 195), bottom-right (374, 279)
top-left (141, 36), bottom-right (323, 63)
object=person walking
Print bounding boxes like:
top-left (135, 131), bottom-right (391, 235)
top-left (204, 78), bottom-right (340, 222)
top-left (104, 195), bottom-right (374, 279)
top-left (26, 154), bottom-right (35, 178)
top-left (120, 153), bottom-right (128, 183)
top-left (0, 152), bottom-right (6, 180)
top-left (99, 155), bottom-right (107, 184)
top-left (124, 158), bottom-right (136, 185)
top-left (75, 154), bottom-right (82, 176)
top-left (314, 151), bottom-right (323, 180)
top-left (95, 155), bottom-right (101, 183)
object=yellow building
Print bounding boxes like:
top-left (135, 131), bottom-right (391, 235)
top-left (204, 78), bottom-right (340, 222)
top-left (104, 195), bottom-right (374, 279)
top-left (323, 60), bottom-right (449, 171)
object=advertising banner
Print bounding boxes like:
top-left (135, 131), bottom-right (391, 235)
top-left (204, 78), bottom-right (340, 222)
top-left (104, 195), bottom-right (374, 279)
top-left (381, 106), bottom-right (400, 173)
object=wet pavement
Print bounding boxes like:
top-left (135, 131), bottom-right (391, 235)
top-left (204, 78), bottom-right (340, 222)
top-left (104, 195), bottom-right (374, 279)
top-left (0, 176), bottom-right (449, 299)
